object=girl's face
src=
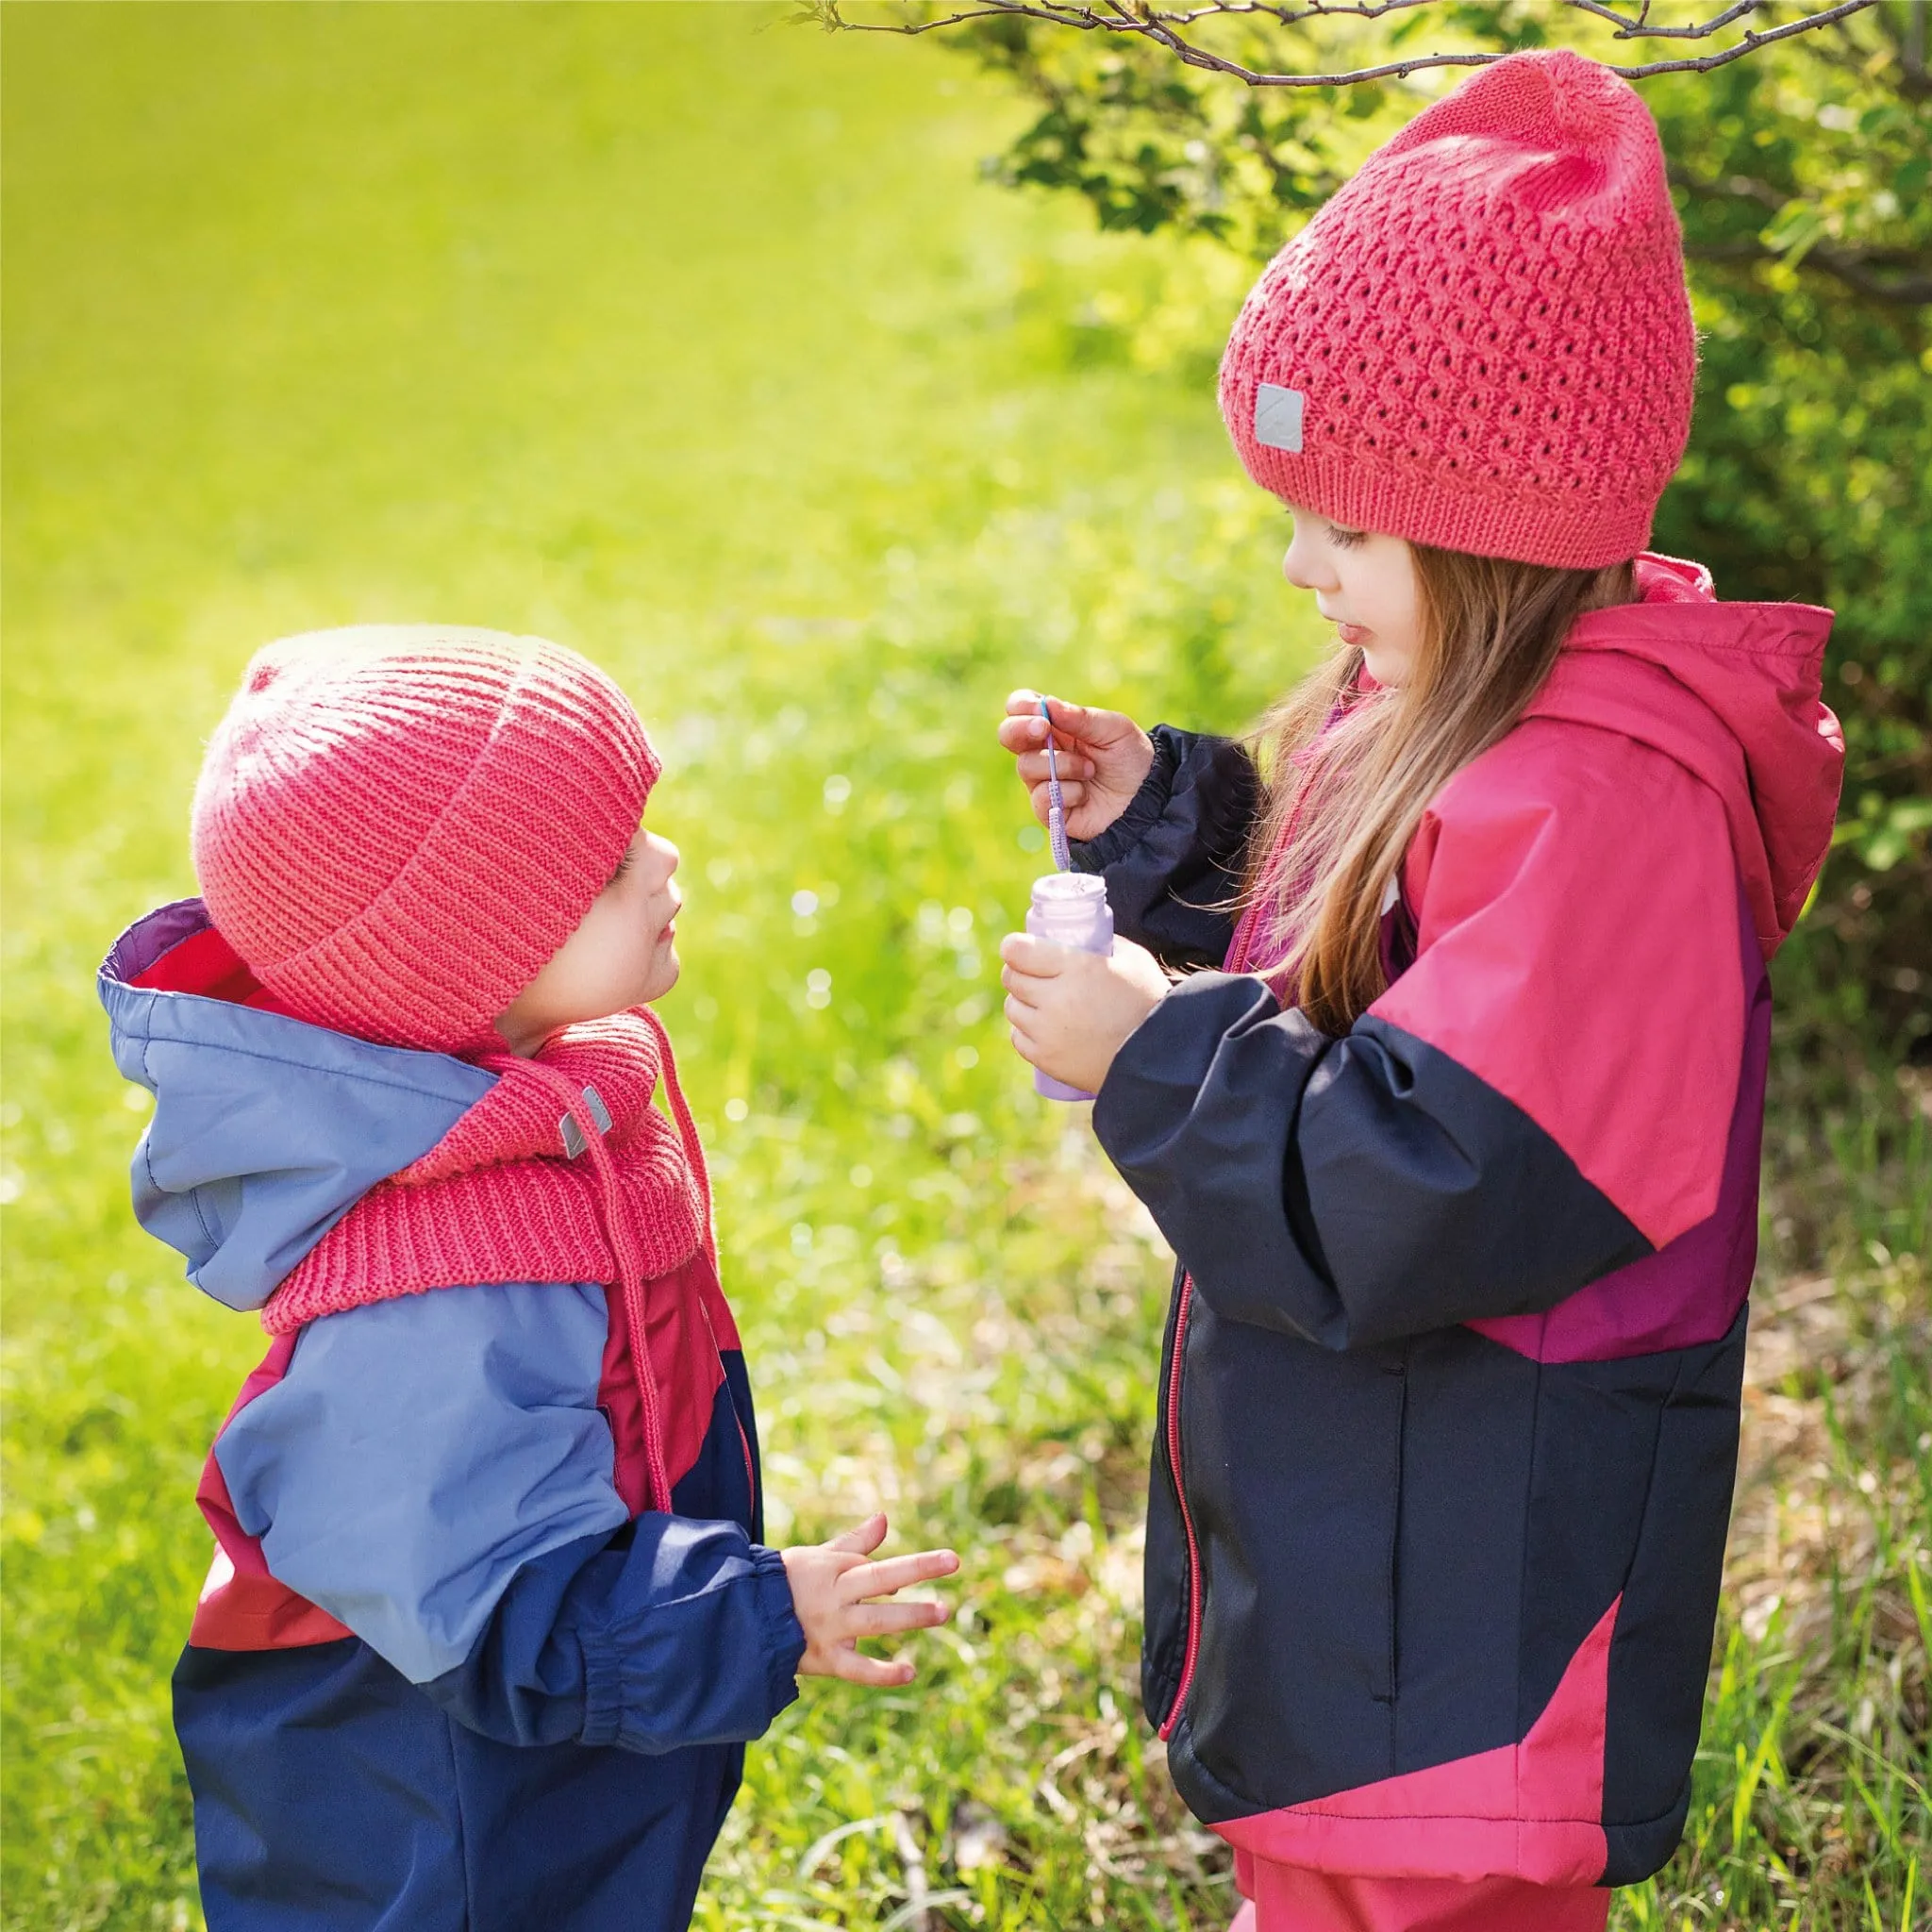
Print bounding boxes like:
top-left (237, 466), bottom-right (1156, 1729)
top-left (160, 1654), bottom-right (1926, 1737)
top-left (1282, 508), bottom-right (1424, 687)
top-left (495, 824), bottom-right (682, 1055)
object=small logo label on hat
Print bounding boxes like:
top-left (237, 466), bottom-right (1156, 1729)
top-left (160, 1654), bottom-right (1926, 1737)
top-left (1255, 383), bottom-right (1306, 454)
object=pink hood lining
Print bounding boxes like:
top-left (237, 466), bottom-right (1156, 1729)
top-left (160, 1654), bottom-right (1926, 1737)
top-left (1541, 554), bottom-right (1841, 958)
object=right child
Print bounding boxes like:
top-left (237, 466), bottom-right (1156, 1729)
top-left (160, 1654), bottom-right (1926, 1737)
top-left (995, 50), bottom-right (1843, 1932)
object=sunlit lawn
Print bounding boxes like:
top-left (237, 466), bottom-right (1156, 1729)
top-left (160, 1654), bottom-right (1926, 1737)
top-left (3, 8), bottom-right (1924, 1930)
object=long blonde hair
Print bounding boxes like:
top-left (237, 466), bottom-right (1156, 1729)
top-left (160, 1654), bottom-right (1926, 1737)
top-left (1244, 545), bottom-right (1637, 1037)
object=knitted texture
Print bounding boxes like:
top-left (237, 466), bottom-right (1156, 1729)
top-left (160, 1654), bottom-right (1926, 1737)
top-left (262, 1011), bottom-right (708, 1334)
top-left (192, 626), bottom-right (659, 1054)
top-left (1219, 50), bottom-right (1695, 569)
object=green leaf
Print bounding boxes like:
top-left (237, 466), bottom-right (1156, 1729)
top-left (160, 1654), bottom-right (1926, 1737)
top-left (1760, 200), bottom-right (1829, 266)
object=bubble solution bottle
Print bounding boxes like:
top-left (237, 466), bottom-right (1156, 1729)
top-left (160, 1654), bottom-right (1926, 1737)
top-left (1025, 872), bottom-right (1114, 1102)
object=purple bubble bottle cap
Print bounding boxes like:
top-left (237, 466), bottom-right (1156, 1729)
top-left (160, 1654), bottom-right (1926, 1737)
top-left (1041, 695), bottom-right (1072, 874)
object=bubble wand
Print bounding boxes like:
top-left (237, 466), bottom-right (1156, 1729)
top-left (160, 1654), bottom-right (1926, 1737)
top-left (1041, 696), bottom-right (1071, 873)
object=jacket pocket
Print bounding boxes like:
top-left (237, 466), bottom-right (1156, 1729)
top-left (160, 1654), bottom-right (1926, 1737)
top-left (1168, 1291), bottom-right (1406, 1816)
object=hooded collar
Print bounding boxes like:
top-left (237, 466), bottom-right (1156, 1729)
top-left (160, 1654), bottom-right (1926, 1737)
top-left (98, 902), bottom-right (707, 1313)
top-left (1529, 554), bottom-right (1841, 955)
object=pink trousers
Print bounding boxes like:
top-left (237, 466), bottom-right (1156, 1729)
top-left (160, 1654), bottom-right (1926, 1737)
top-left (1230, 1850), bottom-right (1612, 1932)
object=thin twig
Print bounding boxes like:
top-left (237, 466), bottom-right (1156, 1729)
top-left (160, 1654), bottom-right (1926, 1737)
top-left (890, 1811), bottom-right (930, 1932)
top-left (1688, 240), bottom-right (1932, 303)
top-left (1161, 0), bottom-right (1443, 22)
top-left (808, 0), bottom-right (1884, 87)
top-left (1668, 161), bottom-right (1789, 214)
top-left (1593, 0), bottom-right (1882, 77)
top-left (1888, 0), bottom-right (1931, 100)
top-left (1566, 0), bottom-right (1759, 42)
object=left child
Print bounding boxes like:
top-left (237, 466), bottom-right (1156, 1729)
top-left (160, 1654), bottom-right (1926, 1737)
top-left (100, 627), bottom-right (958, 1932)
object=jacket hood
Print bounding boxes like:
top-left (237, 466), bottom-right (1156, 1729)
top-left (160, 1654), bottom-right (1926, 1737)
top-left (100, 900), bottom-right (494, 1310)
top-left (1530, 553), bottom-right (1843, 956)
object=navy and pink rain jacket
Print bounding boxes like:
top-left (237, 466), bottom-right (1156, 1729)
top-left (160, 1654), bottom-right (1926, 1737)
top-left (1076, 556), bottom-right (1841, 1887)
top-left (99, 906), bottom-right (806, 1932)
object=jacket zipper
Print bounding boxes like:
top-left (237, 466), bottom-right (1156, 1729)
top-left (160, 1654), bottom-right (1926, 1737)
top-left (1159, 1274), bottom-right (1204, 1741)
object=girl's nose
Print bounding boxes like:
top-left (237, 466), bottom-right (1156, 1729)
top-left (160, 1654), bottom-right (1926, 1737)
top-left (1282, 533), bottom-right (1335, 594)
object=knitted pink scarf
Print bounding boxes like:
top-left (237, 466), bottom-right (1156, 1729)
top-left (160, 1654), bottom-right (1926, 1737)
top-left (263, 1007), bottom-right (712, 1508)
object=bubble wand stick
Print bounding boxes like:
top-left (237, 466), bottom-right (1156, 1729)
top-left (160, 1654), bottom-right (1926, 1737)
top-left (1041, 695), bottom-right (1071, 873)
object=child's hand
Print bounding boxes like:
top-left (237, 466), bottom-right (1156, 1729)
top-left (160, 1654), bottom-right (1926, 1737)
top-left (997, 692), bottom-right (1155, 843)
top-left (781, 1513), bottom-right (959, 1688)
top-left (1000, 931), bottom-right (1170, 1094)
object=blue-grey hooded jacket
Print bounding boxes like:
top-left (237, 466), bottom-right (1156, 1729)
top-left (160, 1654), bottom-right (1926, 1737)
top-left (102, 898), bottom-right (806, 1932)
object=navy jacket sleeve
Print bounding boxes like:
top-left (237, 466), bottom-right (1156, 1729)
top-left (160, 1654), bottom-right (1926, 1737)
top-left (1091, 976), bottom-right (1650, 1350)
top-left (1072, 725), bottom-right (1261, 971)
top-left (213, 1280), bottom-right (807, 1754)
top-left (423, 1515), bottom-right (805, 1756)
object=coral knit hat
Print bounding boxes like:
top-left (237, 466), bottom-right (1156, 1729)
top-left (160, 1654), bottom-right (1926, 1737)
top-left (1219, 50), bottom-right (1695, 569)
top-left (192, 626), bottom-right (659, 1054)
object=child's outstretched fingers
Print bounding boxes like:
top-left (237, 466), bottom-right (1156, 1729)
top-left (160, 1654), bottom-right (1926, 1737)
top-left (823, 1548), bottom-right (960, 1685)
top-left (823, 1511), bottom-right (890, 1557)
top-left (782, 1516), bottom-right (959, 1687)
top-left (845, 1548), bottom-right (960, 1600)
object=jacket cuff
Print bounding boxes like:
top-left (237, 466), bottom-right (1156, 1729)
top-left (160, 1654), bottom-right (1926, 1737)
top-left (751, 1544), bottom-right (808, 1720)
top-left (1071, 727), bottom-right (1184, 875)
top-left (573, 1534), bottom-right (808, 1754)
top-left (1092, 968), bottom-right (1262, 1158)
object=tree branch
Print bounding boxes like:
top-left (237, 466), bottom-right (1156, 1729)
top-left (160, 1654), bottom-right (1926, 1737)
top-left (1564, 0), bottom-right (1759, 42)
top-left (1686, 239), bottom-right (1932, 304)
top-left (1884, 0), bottom-right (1931, 101)
top-left (1668, 162), bottom-right (1786, 215)
top-left (1667, 162), bottom-right (1931, 304)
top-left (802, 0), bottom-right (1885, 86)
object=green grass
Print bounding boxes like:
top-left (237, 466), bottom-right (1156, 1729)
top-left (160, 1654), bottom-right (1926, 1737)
top-left (2, 8), bottom-right (1924, 1929)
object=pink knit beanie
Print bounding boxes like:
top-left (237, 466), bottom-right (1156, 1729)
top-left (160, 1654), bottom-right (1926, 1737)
top-left (1219, 50), bottom-right (1695, 569)
top-left (192, 626), bottom-right (659, 1054)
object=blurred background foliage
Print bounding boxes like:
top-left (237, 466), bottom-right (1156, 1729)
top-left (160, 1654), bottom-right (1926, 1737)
top-left (818, 0), bottom-right (1932, 1075)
